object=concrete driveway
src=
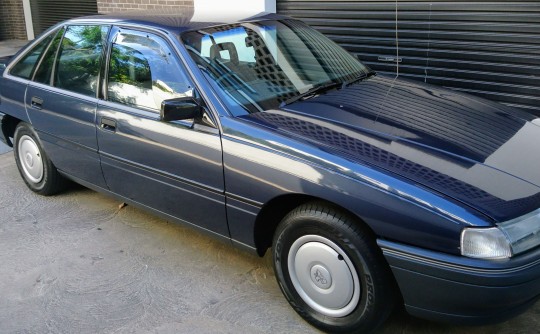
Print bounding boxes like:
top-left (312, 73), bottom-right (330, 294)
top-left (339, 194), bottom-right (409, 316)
top-left (0, 151), bottom-right (539, 333)
top-left (0, 140), bottom-right (10, 155)
top-left (0, 39), bottom-right (27, 58)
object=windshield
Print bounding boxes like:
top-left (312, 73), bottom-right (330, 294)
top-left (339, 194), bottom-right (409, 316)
top-left (181, 19), bottom-right (369, 115)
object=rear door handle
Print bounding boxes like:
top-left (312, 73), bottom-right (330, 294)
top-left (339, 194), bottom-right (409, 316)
top-left (100, 118), bottom-right (117, 132)
top-left (31, 96), bottom-right (43, 109)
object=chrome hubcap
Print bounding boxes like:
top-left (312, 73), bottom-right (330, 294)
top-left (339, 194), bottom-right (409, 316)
top-left (288, 235), bottom-right (360, 317)
top-left (18, 135), bottom-right (43, 183)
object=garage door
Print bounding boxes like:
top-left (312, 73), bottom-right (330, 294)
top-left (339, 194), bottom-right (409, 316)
top-left (277, 1), bottom-right (540, 116)
top-left (30, 0), bottom-right (98, 36)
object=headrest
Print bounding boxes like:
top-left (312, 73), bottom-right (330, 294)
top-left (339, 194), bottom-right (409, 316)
top-left (209, 42), bottom-right (239, 65)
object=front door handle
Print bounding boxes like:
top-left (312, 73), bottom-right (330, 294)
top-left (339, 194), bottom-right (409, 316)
top-left (31, 96), bottom-right (43, 109)
top-left (100, 118), bottom-right (116, 132)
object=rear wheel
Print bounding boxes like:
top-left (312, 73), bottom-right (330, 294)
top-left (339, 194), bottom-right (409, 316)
top-left (273, 203), bottom-right (396, 333)
top-left (14, 122), bottom-right (67, 195)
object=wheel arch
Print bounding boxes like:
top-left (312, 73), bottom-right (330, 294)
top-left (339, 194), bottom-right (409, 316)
top-left (253, 193), bottom-right (376, 257)
top-left (1, 113), bottom-right (22, 147)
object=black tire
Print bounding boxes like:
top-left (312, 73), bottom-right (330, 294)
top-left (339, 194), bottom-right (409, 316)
top-left (13, 122), bottom-right (67, 195)
top-left (273, 202), bottom-right (396, 333)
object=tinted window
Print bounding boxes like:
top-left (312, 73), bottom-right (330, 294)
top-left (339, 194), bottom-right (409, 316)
top-left (107, 31), bottom-right (192, 111)
top-left (34, 27), bottom-right (65, 85)
top-left (54, 25), bottom-right (109, 96)
top-left (10, 33), bottom-right (54, 79)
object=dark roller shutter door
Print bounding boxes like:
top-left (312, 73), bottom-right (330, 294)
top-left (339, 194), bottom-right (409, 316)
top-left (277, 1), bottom-right (540, 116)
top-left (30, 0), bottom-right (98, 36)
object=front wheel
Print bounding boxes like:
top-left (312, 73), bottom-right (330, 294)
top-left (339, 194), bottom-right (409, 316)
top-left (273, 203), bottom-right (396, 333)
top-left (13, 122), bottom-right (67, 195)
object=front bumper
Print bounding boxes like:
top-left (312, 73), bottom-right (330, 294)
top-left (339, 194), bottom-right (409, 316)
top-left (379, 239), bottom-right (540, 324)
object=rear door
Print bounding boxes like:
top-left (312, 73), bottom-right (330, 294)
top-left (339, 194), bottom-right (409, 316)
top-left (96, 27), bottom-right (228, 236)
top-left (25, 24), bottom-right (109, 187)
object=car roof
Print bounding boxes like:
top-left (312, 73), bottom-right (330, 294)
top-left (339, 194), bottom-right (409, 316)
top-left (70, 8), bottom-right (288, 34)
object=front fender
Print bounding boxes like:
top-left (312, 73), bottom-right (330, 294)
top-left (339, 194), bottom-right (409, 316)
top-left (221, 117), bottom-right (492, 255)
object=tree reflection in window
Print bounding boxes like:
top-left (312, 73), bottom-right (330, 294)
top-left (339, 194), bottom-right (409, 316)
top-left (107, 32), bottom-right (192, 111)
top-left (55, 25), bottom-right (109, 96)
top-left (108, 44), bottom-right (153, 107)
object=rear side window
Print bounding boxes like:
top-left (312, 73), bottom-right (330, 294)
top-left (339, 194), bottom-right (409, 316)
top-left (54, 25), bottom-right (109, 97)
top-left (9, 33), bottom-right (54, 79)
top-left (107, 31), bottom-right (193, 111)
top-left (34, 27), bottom-right (65, 85)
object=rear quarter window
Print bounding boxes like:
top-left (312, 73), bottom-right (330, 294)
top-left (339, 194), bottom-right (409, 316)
top-left (9, 33), bottom-right (54, 79)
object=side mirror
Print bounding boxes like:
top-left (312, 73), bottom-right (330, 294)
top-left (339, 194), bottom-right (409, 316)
top-left (160, 97), bottom-right (202, 122)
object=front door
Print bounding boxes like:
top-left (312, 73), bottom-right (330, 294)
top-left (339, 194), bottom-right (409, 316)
top-left (96, 28), bottom-right (228, 236)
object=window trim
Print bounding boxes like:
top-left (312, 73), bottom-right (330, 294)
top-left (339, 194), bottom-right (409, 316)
top-left (24, 79), bottom-right (100, 104)
top-left (103, 26), bottom-right (196, 115)
top-left (49, 24), bottom-right (112, 98)
top-left (97, 22), bottom-right (225, 130)
top-left (6, 19), bottom-right (225, 131)
top-left (48, 26), bottom-right (67, 87)
top-left (31, 26), bottom-right (66, 85)
top-left (8, 31), bottom-right (55, 80)
top-left (3, 27), bottom-right (59, 84)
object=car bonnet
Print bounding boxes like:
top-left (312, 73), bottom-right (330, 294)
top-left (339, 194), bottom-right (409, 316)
top-left (244, 75), bottom-right (540, 223)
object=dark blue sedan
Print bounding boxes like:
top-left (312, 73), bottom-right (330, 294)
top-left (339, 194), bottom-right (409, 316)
top-left (1, 10), bottom-right (540, 333)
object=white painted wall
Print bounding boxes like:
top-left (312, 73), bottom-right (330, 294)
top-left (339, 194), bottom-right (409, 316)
top-left (22, 0), bottom-right (35, 40)
top-left (21, 0), bottom-right (277, 40)
top-left (265, 0), bottom-right (277, 13)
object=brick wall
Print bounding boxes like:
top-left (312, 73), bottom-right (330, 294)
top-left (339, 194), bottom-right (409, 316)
top-left (0, 0), bottom-right (28, 40)
top-left (97, 0), bottom-right (194, 14)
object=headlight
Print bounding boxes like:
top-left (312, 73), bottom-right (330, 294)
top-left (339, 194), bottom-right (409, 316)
top-left (498, 208), bottom-right (540, 255)
top-left (461, 208), bottom-right (540, 259)
top-left (461, 227), bottom-right (512, 259)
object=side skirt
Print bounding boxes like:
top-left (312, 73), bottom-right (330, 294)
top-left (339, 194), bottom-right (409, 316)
top-left (58, 170), bottom-right (260, 254)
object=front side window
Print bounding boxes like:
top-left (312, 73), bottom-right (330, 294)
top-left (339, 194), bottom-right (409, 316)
top-left (9, 32), bottom-right (54, 79)
top-left (107, 31), bottom-right (193, 111)
top-left (54, 25), bottom-right (109, 96)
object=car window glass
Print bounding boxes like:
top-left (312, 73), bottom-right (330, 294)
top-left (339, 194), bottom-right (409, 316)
top-left (200, 27), bottom-right (256, 64)
top-left (34, 27), bottom-right (65, 85)
top-left (107, 31), bottom-right (193, 111)
top-left (10, 33), bottom-right (54, 79)
top-left (54, 25), bottom-right (109, 97)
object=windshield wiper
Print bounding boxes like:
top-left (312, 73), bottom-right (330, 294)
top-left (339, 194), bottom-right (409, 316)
top-left (279, 71), bottom-right (377, 108)
top-left (280, 81), bottom-right (342, 107)
top-left (341, 70), bottom-right (377, 88)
